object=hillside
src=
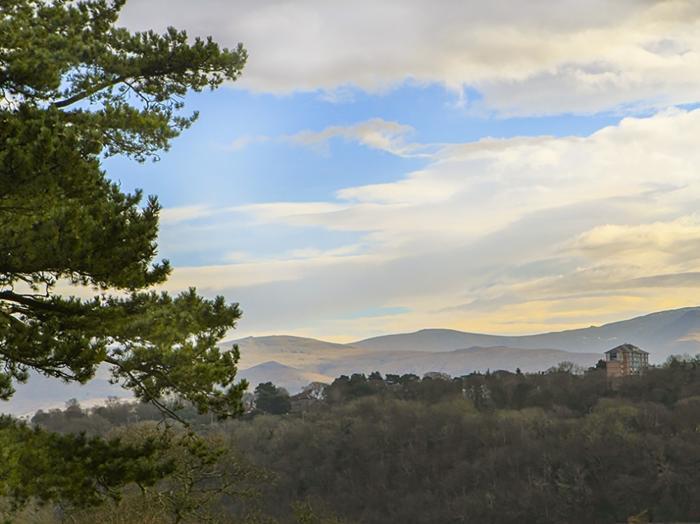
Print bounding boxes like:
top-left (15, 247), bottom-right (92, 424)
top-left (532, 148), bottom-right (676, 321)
top-left (353, 306), bottom-right (700, 359)
top-left (31, 356), bottom-right (700, 524)
top-left (316, 346), bottom-right (602, 378)
top-left (237, 361), bottom-right (333, 392)
top-left (6, 372), bottom-right (129, 418)
top-left (4, 306), bottom-right (700, 415)
top-left (229, 335), bottom-right (361, 369)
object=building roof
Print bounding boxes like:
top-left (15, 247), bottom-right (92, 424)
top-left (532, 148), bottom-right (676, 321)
top-left (605, 343), bottom-right (648, 355)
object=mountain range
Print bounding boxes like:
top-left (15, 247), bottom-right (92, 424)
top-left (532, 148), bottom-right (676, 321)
top-left (351, 306), bottom-right (700, 355)
top-left (4, 306), bottom-right (700, 415)
top-left (231, 306), bottom-right (700, 392)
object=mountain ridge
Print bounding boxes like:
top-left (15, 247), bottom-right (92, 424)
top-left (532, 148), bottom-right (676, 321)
top-left (4, 306), bottom-right (700, 416)
top-left (351, 306), bottom-right (700, 357)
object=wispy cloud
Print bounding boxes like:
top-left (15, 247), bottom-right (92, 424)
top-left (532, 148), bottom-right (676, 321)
top-left (159, 205), bottom-right (218, 225)
top-left (226, 134), bottom-right (270, 151)
top-left (287, 118), bottom-right (437, 158)
top-left (341, 306), bottom-right (412, 320)
top-left (224, 244), bottom-right (364, 263)
top-left (234, 202), bottom-right (350, 225)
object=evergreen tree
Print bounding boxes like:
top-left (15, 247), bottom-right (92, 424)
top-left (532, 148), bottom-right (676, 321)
top-left (0, 0), bottom-right (248, 418)
top-left (0, 415), bottom-right (174, 512)
top-left (1, 1), bottom-right (251, 509)
top-left (254, 382), bottom-right (291, 415)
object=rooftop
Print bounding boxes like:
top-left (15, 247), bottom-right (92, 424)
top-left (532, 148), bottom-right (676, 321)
top-left (605, 343), bottom-right (648, 355)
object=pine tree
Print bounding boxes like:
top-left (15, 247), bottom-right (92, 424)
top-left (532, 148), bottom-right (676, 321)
top-left (0, 0), bottom-right (248, 419)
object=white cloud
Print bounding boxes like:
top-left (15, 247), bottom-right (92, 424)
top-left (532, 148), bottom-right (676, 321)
top-left (120, 0), bottom-right (700, 115)
top-left (163, 249), bottom-right (383, 291)
top-left (288, 118), bottom-right (435, 157)
top-left (224, 244), bottom-right (363, 263)
top-left (159, 204), bottom-right (246, 227)
top-left (234, 201), bottom-right (350, 225)
top-left (566, 215), bottom-right (700, 278)
top-left (238, 109), bottom-right (700, 252)
top-left (160, 108), bottom-right (700, 339)
top-left (159, 205), bottom-right (216, 225)
top-left (226, 134), bottom-right (270, 151)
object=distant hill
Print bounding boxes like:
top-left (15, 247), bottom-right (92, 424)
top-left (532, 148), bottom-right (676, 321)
top-left (4, 306), bottom-right (700, 415)
top-left (229, 335), bottom-right (359, 370)
top-left (353, 307), bottom-right (700, 359)
top-left (238, 361), bottom-right (333, 393)
top-left (5, 371), bottom-right (128, 417)
top-left (317, 346), bottom-right (602, 378)
top-left (228, 337), bottom-right (602, 392)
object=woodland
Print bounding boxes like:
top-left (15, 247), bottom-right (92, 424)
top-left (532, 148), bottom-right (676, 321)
top-left (19, 357), bottom-right (700, 524)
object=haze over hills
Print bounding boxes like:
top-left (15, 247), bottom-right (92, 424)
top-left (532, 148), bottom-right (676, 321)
top-left (3, 306), bottom-right (700, 416)
top-left (228, 306), bottom-right (700, 392)
top-left (230, 337), bottom-right (601, 389)
top-left (231, 335), bottom-right (359, 370)
top-left (313, 346), bottom-right (600, 378)
top-left (237, 361), bottom-right (333, 393)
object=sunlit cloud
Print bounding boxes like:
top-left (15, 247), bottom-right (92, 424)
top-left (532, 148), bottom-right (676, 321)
top-left (571, 215), bottom-right (700, 270)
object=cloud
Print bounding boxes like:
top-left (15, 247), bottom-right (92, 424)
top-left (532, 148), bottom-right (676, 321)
top-left (159, 205), bottom-right (217, 225)
top-left (341, 306), bottom-right (412, 319)
top-left (224, 244), bottom-right (363, 263)
top-left (241, 109), bottom-right (700, 246)
top-left (226, 134), bottom-right (270, 151)
top-left (287, 118), bottom-right (435, 157)
top-left (159, 204), bottom-right (244, 226)
top-left (571, 215), bottom-right (700, 270)
top-left (154, 108), bottom-right (700, 339)
top-left (120, 0), bottom-right (700, 115)
top-left (163, 248), bottom-right (384, 291)
top-left (234, 202), bottom-right (350, 225)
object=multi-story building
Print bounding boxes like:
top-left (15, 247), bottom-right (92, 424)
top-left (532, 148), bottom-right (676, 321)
top-left (604, 343), bottom-right (649, 378)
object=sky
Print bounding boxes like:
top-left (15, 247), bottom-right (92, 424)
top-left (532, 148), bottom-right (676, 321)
top-left (110, 0), bottom-right (700, 342)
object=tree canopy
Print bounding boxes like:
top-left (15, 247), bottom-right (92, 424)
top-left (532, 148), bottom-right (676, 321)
top-left (0, 0), bottom-right (248, 418)
top-left (254, 382), bottom-right (291, 415)
top-left (28, 358), bottom-right (700, 523)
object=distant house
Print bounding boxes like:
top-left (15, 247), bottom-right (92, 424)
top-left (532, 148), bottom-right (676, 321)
top-left (290, 382), bottom-right (327, 413)
top-left (604, 344), bottom-right (649, 378)
top-left (242, 392), bottom-right (256, 413)
top-left (422, 371), bottom-right (451, 381)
